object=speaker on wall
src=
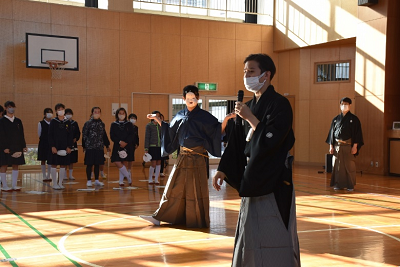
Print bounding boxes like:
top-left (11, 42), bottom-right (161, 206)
top-left (358, 0), bottom-right (378, 6)
top-left (85, 0), bottom-right (98, 8)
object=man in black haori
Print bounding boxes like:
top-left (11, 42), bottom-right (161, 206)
top-left (326, 97), bottom-right (364, 191)
top-left (213, 54), bottom-right (300, 267)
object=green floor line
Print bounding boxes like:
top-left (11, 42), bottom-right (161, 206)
top-left (0, 202), bottom-right (82, 267)
top-left (0, 243), bottom-right (18, 267)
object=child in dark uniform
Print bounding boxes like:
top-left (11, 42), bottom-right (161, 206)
top-left (64, 108), bottom-right (80, 180)
top-left (0, 101), bottom-right (27, 191)
top-left (82, 107), bottom-right (110, 187)
top-left (127, 113), bottom-right (139, 180)
top-left (37, 108), bottom-right (53, 182)
top-left (48, 103), bottom-right (73, 190)
top-left (110, 108), bottom-right (134, 186)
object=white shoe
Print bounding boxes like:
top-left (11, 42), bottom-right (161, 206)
top-left (12, 186), bottom-right (21, 191)
top-left (2, 185), bottom-right (12, 192)
top-left (94, 180), bottom-right (104, 186)
top-left (160, 173), bottom-right (166, 177)
top-left (69, 176), bottom-right (75, 180)
top-left (87, 180), bottom-right (92, 187)
top-left (139, 215), bottom-right (160, 226)
top-left (53, 184), bottom-right (61, 190)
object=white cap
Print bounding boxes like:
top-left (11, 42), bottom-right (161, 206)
top-left (143, 153), bottom-right (152, 162)
top-left (57, 150), bottom-right (67, 156)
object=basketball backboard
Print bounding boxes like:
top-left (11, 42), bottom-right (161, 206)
top-left (26, 33), bottom-right (79, 71)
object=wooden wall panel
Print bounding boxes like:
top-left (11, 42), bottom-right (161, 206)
top-left (208, 38), bottom-right (236, 96)
top-left (50, 4), bottom-right (87, 27)
top-left (181, 18), bottom-right (208, 38)
top-left (120, 12), bottom-right (151, 33)
top-left (287, 50), bottom-right (300, 96)
top-left (278, 52), bottom-right (290, 95)
top-left (295, 99), bottom-right (310, 162)
top-left (236, 24), bottom-right (262, 42)
top-left (235, 40), bottom-right (262, 93)
top-left (50, 24), bottom-right (87, 96)
top-left (13, 0), bottom-right (51, 23)
top-left (15, 93), bottom-right (52, 144)
top-left (120, 31), bottom-right (151, 95)
top-left (261, 26), bottom-right (273, 42)
top-left (208, 21), bottom-right (235, 40)
top-left (180, 36), bottom-right (209, 89)
top-left (0, 0), bottom-right (13, 20)
top-left (87, 8), bottom-right (119, 30)
top-left (86, 28), bottom-right (120, 96)
top-left (13, 21), bottom-right (52, 95)
top-left (151, 16), bottom-right (180, 35)
top-left (299, 49), bottom-right (311, 100)
top-left (0, 19), bottom-right (14, 94)
top-left (150, 34), bottom-right (181, 94)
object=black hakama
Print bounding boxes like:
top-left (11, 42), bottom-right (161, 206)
top-left (37, 120), bottom-right (50, 161)
top-left (0, 117), bottom-right (26, 166)
top-left (47, 117), bottom-right (73, 166)
top-left (110, 121), bottom-right (134, 162)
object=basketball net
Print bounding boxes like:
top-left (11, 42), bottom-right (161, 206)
top-left (46, 60), bottom-right (68, 79)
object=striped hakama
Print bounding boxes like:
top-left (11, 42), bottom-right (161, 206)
top-left (232, 188), bottom-right (300, 267)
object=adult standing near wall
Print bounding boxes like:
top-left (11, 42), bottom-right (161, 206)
top-left (326, 97), bottom-right (364, 191)
top-left (212, 54), bottom-right (301, 267)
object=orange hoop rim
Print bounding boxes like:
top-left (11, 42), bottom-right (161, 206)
top-left (46, 60), bottom-right (68, 68)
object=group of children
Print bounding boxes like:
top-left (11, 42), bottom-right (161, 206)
top-left (0, 101), bottom-right (140, 191)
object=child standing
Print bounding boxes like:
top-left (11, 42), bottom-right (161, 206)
top-left (144, 111), bottom-right (162, 184)
top-left (37, 108), bottom-right (53, 182)
top-left (65, 108), bottom-right (80, 180)
top-left (110, 108), bottom-right (134, 186)
top-left (48, 103), bottom-right (73, 190)
top-left (82, 107), bottom-right (110, 186)
top-left (126, 113), bottom-right (139, 180)
top-left (0, 101), bottom-right (27, 191)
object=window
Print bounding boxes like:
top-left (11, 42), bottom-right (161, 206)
top-left (316, 61), bottom-right (350, 83)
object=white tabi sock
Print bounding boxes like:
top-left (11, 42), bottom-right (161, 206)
top-left (51, 168), bottom-right (60, 189)
top-left (1, 173), bottom-right (10, 190)
top-left (47, 165), bottom-right (51, 179)
top-left (41, 165), bottom-right (46, 178)
top-left (59, 168), bottom-right (66, 188)
top-left (69, 169), bottom-right (73, 178)
top-left (11, 170), bottom-right (19, 188)
top-left (154, 165), bottom-right (161, 183)
top-left (148, 166), bottom-right (154, 182)
top-left (119, 165), bottom-right (130, 183)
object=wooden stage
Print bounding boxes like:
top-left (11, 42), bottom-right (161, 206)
top-left (1, 164), bottom-right (400, 266)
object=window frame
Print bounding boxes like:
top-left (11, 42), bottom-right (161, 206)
top-left (314, 60), bottom-right (351, 84)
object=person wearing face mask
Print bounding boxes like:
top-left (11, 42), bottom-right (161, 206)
top-left (139, 85), bottom-right (234, 228)
top-left (144, 111), bottom-right (163, 184)
top-left (64, 108), bottom-right (80, 180)
top-left (0, 101), bottom-right (27, 192)
top-left (212, 54), bottom-right (300, 267)
top-left (82, 107), bottom-right (111, 187)
top-left (326, 97), bottom-right (364, 191)
top-left (126, 113), bottom-right (139, 179)
top-left (47, 103), bottom-right (74, 190)
top-left (110, 107), bottom-right (134, 186)
top-left (37, 107), bottom-right (53, 182)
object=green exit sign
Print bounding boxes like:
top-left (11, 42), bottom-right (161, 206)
top-left (196, 82), bottom-right (218, 91)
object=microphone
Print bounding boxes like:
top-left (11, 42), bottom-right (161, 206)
top-left (236, 90), bottom-right (244, 126)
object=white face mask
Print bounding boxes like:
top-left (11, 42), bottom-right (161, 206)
top-left (93, 113), bottom-right (100, 119)
top-left (57, 110), bottom-right (65, 116)
top-left (340, 104), bottom-right (349, 112)
top-left (7, 108), bottom-right (15, 114)
top-left (46, 113), bottom-right (53, 119)
top-left (65, 114), bottom-right (72, 120)
top-left (244, 72), bottom-right (266, 93)
top-left (118, 114), bottom-right (125, 121)
top-left (130, 119), bottom-right (136, 124)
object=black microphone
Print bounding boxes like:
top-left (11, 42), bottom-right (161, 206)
top-left (236, 90), bottom-right (244, 126)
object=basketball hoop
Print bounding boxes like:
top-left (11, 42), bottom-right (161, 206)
top-left (46, 60), bottom-right (68, 79)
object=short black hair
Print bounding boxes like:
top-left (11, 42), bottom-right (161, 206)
top-left (91, 106), bottom-right (101, 114)
top-left (0, 105), bottom-right (4, 114)
top-left (152, 110), bottom-right (160, 115)
top-left (183, 85), bottom-right (199, 98)
top-left (340, 97), bottom-right (352, 105)
top-left (55, 103), bottom-right (65, 111)
top-left (43, 107), bottom-right (53, 115)
top-left (65, 108), bottom-right (73, 115)
top-left (128, 113), bottom-right (137, 120)
top-left (115, 107), bottom-right (127, 121)
top-left (244, 53), bottom-right (276, 81)
top-left (4, 101), bottom-right (16, 108)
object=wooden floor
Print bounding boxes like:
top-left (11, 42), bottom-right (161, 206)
top-left (1, 164), bottom-right (400, 267)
